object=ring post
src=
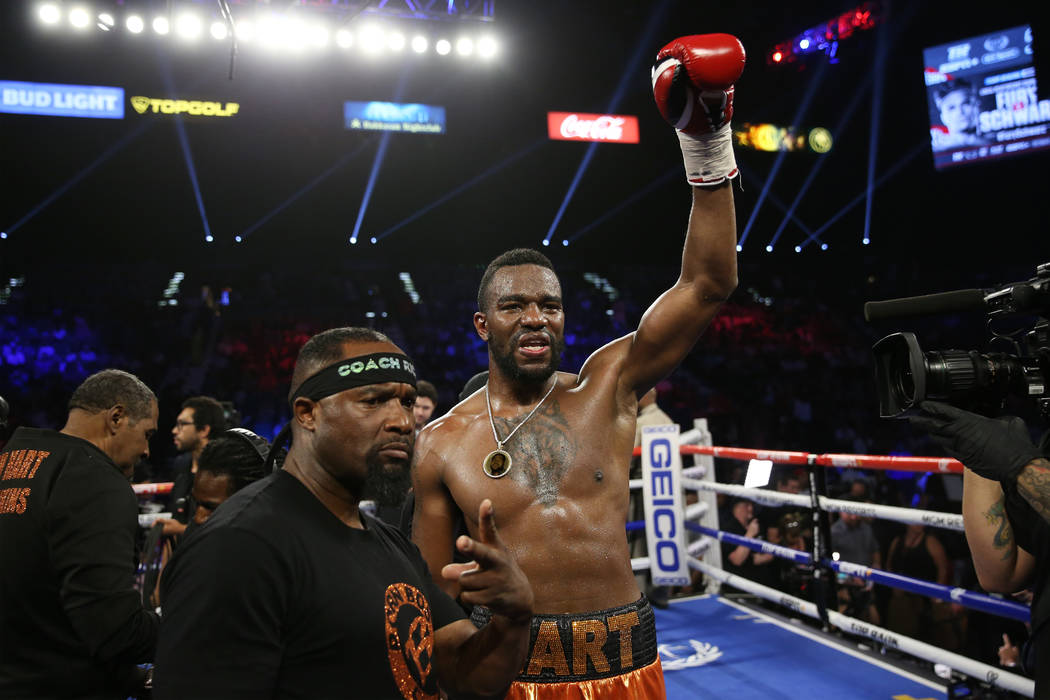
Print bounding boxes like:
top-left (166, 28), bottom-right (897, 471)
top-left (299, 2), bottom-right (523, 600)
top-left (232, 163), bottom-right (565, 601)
top-left (691, 418), bottom-right (723, 594)
top-left (806, 453), bottom-right (835, 630)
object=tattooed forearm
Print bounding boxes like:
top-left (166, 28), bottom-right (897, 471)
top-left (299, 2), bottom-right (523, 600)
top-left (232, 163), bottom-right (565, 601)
top-left (983, 498), bottom-right (1015, 561)
top-left (1017, 457), bottom-right (1050, 525)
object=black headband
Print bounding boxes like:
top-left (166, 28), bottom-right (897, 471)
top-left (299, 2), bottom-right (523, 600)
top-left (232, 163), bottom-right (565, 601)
top-left (289, 352), bottom-right (417, 407)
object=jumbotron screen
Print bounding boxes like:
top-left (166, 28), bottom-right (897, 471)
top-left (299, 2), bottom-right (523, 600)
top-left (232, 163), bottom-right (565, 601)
top-left (922, 24), bottom-right (1050, 169)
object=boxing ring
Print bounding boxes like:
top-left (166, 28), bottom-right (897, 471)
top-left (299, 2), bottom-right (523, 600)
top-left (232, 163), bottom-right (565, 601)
top-left (628, 420), bottom-right (1034, 699)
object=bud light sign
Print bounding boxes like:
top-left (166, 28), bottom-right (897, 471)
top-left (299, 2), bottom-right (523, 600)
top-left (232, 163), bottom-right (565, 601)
top-left (344, 101), bottom-right (446, 134)
top-left (0, 80), bottom-right (124, 119)
top-left (547, 111), bottom-right (639, 143)
top-left (641, 424), bottom-right (690, 587)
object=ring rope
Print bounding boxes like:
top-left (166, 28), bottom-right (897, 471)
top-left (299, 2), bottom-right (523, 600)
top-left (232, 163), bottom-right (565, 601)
top-left (631, 444), bottom-right (963, 473)
top-left (688, 555), bottom-right (1035, 698)
top-left (683, 523), bottom-right (1030, 623)
top-left (677, 478), bottom-right (965, 532)
top-left (133, 482), bottom-right (174, 496)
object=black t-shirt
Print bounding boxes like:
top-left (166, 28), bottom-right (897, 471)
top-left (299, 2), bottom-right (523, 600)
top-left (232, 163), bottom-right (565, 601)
top-left (0, 427), bottom-right (158, 699)
top-left (155, 469), bottom-right (465, 700)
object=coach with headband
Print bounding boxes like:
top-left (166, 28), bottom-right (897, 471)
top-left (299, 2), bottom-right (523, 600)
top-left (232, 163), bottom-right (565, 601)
top-left (155, 327), bottom-right (533, 700)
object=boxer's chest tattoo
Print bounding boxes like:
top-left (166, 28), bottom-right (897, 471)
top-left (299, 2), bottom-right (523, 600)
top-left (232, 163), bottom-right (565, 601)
top-left (497, 400), bottom-right (577, 506)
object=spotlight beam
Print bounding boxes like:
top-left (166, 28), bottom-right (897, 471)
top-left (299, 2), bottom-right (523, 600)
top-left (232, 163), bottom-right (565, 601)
top-left (349, 66), bottom-right (412, 245)
top-left (740, 60), bottom-right (828, 249)
top-left (737, 163), bottom-right (817, 238)
top-left (567, 168), bottom-right (678, 243)
top-left (158, 59), bottom-right (212, 239)
top-left (542, 0), bottom-right (673, 245)
top-left (375, 139), bottom-right (545, 241)
top-left (240, 139), bottom-right (375, 239)
top-left (863, 11), bottom-right (892, 246)
top-left (171, 116), bottom-right (212, 239)
top-left (767, 75), bottom-right (872, 248)
top-left (3, 122), bottom-right (153, 235)
top-left (350, 131), bottom-right (392, 244)
top-left (800, 140), bottom-right (926, 247)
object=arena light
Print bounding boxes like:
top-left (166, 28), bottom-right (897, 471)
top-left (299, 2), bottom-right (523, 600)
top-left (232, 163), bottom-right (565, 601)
top-left (210, 21), bottom-right (228, 40)
top-left (257, 16), bottom-right (283, 48)
top-left (411, 35), bottom-right (427, 53)
top-left (370, 236), bottom-right (377, 244)
top-left (388, 32), bottom-right (405, 51)
top-left (176, 14), bottom-right (203, 40)
top-left (152, 16), bottom-right (170, 36)
top-left (68, 7), bottom-right (90, 29)
top-left (307, 24), bottom-right (329, 49)
top-left (435, 38), bottom-right (451, 55)
top-left (205, 234), bottom-right (214, 242)
top-left (769, 1), bottom-right (881, 67)
top-left (97, 12), bottom-right (115, 31)
top-left (38, 3), bottom-right (61, 25)
top-left (235, 19), bottom-right (254, 42)
top-left (359, 24), bottom-right (385, 53)
top-left (234, 235), bottom-right (242, 243)
top-left (821, 243), bottom-right (829, 250)
top-left (349, 236), bottom-right (357, 244)
top-left (126, 14), bottom-right (144, 34)
top-left (336, 29), bottom-right (353, 48)
top-left (478, 36), bottom-right (498, 58)
top-left (456, 37), bottom-right (474, 56)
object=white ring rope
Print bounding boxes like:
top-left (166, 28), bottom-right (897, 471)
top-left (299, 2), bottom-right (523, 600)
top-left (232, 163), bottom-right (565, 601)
top-left (688, 556), bottom-right (1035, 698)
top-left (632, 536), bottom-right (712, 572)
top-left (677, 478), bottom-right (965, 532)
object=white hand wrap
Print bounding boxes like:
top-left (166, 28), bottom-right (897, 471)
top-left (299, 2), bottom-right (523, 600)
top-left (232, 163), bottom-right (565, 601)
top-left (676, 122), bottom-right (738, 187)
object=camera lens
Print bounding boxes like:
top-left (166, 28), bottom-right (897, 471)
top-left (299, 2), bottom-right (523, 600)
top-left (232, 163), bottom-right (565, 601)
top-left (924, 350), bottom-right (979, 398)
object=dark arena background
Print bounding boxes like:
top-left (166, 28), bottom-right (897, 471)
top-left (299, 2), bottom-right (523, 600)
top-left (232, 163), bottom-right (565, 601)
top-left (3, 0), bottom-right (1050, 694)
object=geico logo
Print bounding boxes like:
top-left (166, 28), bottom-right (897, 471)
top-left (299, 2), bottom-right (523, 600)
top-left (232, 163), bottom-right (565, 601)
top-left (130, 96), bottom-right (240, 116)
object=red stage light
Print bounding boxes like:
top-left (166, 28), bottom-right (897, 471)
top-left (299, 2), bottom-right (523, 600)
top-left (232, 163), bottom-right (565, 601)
top-left (772, 51), bottom-right (783, 62)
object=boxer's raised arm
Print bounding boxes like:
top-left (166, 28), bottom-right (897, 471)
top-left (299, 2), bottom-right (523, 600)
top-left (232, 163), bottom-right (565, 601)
top-left (620, 34), bottom-right (744, 396)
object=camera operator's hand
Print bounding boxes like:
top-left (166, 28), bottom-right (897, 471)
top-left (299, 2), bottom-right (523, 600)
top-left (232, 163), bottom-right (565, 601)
top-left (908, 401), bottom-right (1042, 483)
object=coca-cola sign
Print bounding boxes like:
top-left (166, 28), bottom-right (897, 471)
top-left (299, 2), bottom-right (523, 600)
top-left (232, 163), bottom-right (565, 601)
top-left (547, 111), bottom-right (640, 143)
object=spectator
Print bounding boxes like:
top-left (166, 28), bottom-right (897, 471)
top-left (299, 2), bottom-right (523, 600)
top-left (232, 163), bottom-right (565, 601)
top-left (831, 498), bottom-right (882, 624)
top-left (413, 379), bottom-right (438, 433)
top-left (886, 522), bottom-right (954, 647)
top-left (721, 498), bottom-right (776, 589)
top-left (159, 396), bottom-right (227, 537)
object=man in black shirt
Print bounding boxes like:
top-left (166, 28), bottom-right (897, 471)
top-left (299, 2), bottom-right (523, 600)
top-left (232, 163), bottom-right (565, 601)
top-left (155, 327), bottom-right (533, 699)
top-left (158, 395), bottom-right (226, 536)
top-left (0, 369), bottom-right (160, 699)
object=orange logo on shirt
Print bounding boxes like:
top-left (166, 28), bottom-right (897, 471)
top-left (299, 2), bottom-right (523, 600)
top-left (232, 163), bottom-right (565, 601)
top-left (384, 583), bottom-right (439, 699)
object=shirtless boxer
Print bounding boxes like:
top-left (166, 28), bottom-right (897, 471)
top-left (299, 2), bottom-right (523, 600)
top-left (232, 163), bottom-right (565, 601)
top-left (412, 33), bottom-right (745, 698)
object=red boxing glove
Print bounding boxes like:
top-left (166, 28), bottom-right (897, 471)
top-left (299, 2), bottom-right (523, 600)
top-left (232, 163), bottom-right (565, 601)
top-left (652, 33), bottom-right (745, 135)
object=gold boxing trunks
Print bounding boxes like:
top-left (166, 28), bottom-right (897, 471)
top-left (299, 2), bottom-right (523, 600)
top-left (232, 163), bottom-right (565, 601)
top-left (471, 596), bottom-right (666, 699)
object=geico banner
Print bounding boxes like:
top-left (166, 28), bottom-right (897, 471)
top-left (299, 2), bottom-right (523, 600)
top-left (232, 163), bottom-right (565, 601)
top-left (344, 101), bottom-right (446, 134)
top-left (0, 80), bottom-right (124, 119)
top-left (547, 111), bottom-right (640, 143)
top-left (130, 96), bottom-right (240, 117)
top-left (641, 424), bottom-right (690, 587)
